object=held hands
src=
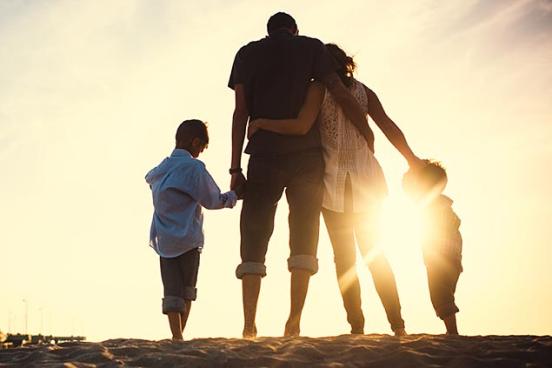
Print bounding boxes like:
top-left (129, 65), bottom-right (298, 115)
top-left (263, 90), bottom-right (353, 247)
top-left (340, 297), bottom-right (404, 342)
top-left (230, 172), bottom-right (247, 200)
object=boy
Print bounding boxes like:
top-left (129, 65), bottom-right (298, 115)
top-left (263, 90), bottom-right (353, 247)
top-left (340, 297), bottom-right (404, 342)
top-left (403, 160), bottom-right (462, 335)
top-left (146, 119), bottom-right (237, 340)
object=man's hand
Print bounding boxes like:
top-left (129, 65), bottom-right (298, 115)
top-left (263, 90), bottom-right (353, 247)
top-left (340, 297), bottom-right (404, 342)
top-left (230, 172), bottom-right (247, 199)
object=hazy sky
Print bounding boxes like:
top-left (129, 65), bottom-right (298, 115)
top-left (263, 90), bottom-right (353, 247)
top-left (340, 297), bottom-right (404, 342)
top-left (1, 0), bottom-right (551, 341)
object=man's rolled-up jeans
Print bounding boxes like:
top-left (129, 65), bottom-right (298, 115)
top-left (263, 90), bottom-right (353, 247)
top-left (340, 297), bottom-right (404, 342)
top-left (236, 150), bottom-right (324, 279)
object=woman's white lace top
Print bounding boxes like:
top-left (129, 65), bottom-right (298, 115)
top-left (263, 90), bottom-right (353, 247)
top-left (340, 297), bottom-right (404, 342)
top-left (319, 79), bottom-right (388, 213)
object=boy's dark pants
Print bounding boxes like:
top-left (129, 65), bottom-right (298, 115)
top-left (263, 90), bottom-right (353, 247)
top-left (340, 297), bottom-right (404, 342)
top-left (160, 248), bottom-right (200, 314)
top-left (425, 256), bottom-right (461, 319)
top-left (236, 150), bottom-right (324, 278)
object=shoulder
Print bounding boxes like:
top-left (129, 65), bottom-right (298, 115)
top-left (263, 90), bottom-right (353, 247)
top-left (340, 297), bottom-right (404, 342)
top-left (359, 82), bottom-right (375, 97)
top-left (296, 35), bottom-right (324, 46)
top-left (173, 156), bottom-right (206, 177)
top-left (295, 36), bottom-right (327, 53)
top-left (187, 158), bottom-right (207, 173)
top-left (236, 38), bottom-right (266, 54)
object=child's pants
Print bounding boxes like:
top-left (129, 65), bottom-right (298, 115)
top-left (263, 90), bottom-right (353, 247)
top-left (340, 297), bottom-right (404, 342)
top-left (425, 258), bottom-right (461, 319)
top-left (160, 248), bottom-right (200, 314)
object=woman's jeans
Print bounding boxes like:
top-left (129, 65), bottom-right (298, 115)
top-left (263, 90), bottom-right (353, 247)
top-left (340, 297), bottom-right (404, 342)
top-left (322, 177), bottom-right (404, 332)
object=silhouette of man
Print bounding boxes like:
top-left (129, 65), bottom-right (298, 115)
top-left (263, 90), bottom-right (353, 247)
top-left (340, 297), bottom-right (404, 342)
top-left (228, 12), bottom-right (374, 338)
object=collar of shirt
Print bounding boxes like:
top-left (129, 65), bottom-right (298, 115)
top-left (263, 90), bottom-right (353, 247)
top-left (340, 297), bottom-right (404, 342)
top-left (171, 148), bottom-right (193, 158)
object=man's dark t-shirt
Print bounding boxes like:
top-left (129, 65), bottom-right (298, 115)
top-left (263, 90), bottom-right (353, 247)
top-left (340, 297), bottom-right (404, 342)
top-left (228, 31), bottom-right (337, 155)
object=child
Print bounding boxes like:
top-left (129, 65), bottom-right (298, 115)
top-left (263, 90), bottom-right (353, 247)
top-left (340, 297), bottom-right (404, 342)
top-left (403, 160), bottom-right (462, 335)
top-left (146, 119), bottom-right (237, 341)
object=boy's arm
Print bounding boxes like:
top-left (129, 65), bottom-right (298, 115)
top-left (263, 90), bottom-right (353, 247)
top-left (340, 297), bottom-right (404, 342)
top-left (364, 85), bottom-right (421, 168)
top-left (248, 82), bottom-right (325, 138)
top-left (193, 165), bottom-right (237, 210)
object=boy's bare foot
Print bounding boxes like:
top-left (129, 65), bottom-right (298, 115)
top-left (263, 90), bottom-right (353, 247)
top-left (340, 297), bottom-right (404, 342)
top-left (242, 325), bottom-right (257, 339)
top-left (350, 327), bottom-right (364, 335)
top-left (284, 319), bottom-right (300, 337)
top-left (393, 328), bottom-right (407, 337)
top-left (172, 335), bottom-right (184, 342)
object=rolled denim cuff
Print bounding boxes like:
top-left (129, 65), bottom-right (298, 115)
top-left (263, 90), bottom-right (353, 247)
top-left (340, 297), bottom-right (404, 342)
top-left (436, 304), bottom-right (460, 320)
top-left (235, 262), bottom-right (267, 279)
top-left (287, 255), bottom-right (319, 275)
top-left (222, 191), bottom-right (238, 208)
top-left (162, 296), bottom-right (186, 314)
top-left (183, 287), bottom-right (197, 301)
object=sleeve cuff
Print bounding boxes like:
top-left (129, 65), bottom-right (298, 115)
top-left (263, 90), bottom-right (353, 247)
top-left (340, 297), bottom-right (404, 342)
top-left (223, 191), bottom-right (238, 208)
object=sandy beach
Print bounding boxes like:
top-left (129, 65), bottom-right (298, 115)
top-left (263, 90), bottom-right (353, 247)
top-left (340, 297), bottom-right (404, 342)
top-left (1, 334), bottom-right (550, 367)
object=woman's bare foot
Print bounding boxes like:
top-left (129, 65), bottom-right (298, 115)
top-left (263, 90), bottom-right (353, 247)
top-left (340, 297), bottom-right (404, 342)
top-left (443, 315), bottom-right (459, 335)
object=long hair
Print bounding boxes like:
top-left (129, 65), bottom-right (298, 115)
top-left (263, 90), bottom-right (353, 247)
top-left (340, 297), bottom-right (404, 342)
top-left (326, 43), bottom-right (356, 88)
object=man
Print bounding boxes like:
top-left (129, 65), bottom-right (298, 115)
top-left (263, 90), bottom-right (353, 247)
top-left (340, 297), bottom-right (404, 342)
top-left (228, 12), bottom-right (375, 338)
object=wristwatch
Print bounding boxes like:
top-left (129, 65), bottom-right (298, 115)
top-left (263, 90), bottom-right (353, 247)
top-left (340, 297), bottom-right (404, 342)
top-left (229, 167), bottom-right (242, 175)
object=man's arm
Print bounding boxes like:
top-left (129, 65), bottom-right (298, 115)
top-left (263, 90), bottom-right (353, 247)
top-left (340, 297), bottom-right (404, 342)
top-left (230, 84), bottom-right (249, 190)
top-left (321, 73), bottom-right (375, 152)
top-left (364, 85), bottom-right (421, 167)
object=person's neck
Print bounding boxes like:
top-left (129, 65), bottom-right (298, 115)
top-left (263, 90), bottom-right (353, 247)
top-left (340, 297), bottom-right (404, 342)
top-left (175, 146), bottom-right (192, 155)
top-left (269, 29), bottom-right (294, 37)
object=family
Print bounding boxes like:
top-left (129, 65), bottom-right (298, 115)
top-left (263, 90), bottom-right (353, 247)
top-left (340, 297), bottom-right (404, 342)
top-left (146, 12), bottom-right (463, 341)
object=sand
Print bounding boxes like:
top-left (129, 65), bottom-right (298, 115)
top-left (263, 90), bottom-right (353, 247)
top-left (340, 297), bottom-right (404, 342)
top-left (0, 334), bottom-right (551, 367)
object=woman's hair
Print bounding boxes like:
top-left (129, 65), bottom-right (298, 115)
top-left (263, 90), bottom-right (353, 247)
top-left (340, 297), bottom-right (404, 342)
top-left (326, 43), bottom-right (356, 88)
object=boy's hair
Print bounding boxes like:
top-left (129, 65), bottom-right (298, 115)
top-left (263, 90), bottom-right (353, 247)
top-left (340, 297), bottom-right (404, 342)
top-left (175, 119), bottom-right (209, 147)
top-left (403, 160), bottom-right (448, 198)
top-left (267, 12), bottom-right (297, 35)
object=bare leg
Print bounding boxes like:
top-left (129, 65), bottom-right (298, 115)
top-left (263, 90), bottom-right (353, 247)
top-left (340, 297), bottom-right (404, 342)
top-left (284, 269), bottom-right (311, 337)
top-left (443, 315), bottom-right (459, 335)
top-left (180, 301), bottom-right (192, 334)
top-left (167, 312), bottom-right (183, 340)
top-left (242, 274), bottom-right (261, 338)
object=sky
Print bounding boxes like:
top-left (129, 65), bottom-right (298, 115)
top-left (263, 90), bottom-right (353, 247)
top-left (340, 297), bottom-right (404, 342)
top-left (1, 0), bottom-right (551, 342)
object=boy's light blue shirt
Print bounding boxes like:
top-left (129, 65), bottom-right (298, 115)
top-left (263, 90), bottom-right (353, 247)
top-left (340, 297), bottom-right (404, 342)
top-left (146, 149), bottom-right (237, 258)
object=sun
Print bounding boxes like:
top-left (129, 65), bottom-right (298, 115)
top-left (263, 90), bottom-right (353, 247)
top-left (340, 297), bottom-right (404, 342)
top-left (374, 193), bottom-right (422, 266)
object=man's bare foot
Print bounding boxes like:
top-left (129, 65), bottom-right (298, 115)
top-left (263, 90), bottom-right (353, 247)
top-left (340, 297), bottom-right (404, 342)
top-left (171, 335), bottom-right (183, 342)
top-left (284, 319), bottom-right (300, 337)
top-left (443, 315), bottom-right (458, 335)
top-left (242, 325), bottom-right (257, 339)
top-left (394, 328), bottom-right (407, 337)
top-left (350, 327), bottom-right (364, 335)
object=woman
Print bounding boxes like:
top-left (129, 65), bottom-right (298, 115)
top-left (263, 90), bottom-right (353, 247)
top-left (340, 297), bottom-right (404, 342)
top-left (248, 44), bottom-right (420, 336)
